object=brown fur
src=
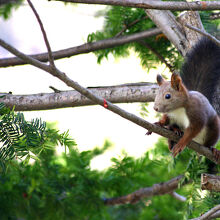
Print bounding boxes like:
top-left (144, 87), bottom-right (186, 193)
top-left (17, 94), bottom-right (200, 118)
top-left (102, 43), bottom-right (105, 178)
top-left (153, 73), bottom-right (220, 157)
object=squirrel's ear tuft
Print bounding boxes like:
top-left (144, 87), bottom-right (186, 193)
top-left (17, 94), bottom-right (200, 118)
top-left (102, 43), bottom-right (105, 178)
top-left (171, 73), bottom-right (183, 91)
top-left (157, 74), bottom-right (165, 86)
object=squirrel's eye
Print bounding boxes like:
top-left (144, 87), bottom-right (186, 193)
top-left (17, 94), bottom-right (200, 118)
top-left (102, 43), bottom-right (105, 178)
top-left (165, 94), bottom-right (171, 99)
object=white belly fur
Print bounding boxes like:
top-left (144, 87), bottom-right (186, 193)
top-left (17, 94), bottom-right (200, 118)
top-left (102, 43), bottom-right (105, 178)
top-left (167, 107), bottom-right (207, 145)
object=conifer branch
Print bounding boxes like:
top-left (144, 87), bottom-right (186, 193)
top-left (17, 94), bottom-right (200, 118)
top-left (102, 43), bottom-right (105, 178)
top-left (0, 37), bottom-right (219, 165)
top-left (104, 175), bottom-right (184, 205)
top-left (0, 28), bottom-right (161, 68)
top-left (138, 40), bottom-right (174, 73)
top-left (52, 0), bottom-right (220, 11)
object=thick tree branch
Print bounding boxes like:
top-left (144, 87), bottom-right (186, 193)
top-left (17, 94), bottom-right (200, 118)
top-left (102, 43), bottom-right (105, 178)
top-left (0, 28), bottom-right (161, 68)
top-left (177, 11), bottom-right (205, 52)
top-left (53, 0), bottom-right (220, 11)
top-left (104, 175), bottom-right (184, 205)
top-left (0, 37), bottom-right (219, 164)
top-left (0, 83), bottom-right (157, 111)
top-left (208, 211), bottom-right (220, 220)
top-left (145, 8), bottom-right (187, 56)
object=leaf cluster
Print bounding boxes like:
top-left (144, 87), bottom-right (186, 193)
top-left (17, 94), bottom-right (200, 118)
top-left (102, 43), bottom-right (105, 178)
top-left (0, 103), bottom-right (77, 171)
top-left (183, 142), bottom-right (220, 219)
top-left (88, 6), bottom-right (183, 70)
top-left (88, 7), bottom-right (220, 71)
top-left (0, 103), bottom-right (48, 168)
top-left (0, 0), bottom-right (23, 19)
top-left (0, 136), bottom-right (191, 220)
top-left (0, 126), bottom-right (219, 219)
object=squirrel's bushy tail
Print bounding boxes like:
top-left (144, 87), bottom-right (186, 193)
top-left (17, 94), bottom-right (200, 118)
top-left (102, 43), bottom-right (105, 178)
top-left (181, 37), bottom-right (220, 114)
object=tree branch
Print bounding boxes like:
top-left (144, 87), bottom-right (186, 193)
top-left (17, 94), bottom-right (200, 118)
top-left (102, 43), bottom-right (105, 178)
top-left (52, 0), bottom-right (220, 11)
top-left (104, 175), bottom-right (184, 205)
top-left (208, 210), bottom-right (220, 219)
top-left (27, 0), bottom-right (55, 67)
top-left (115, 15), bottom-right (148, 37)
top-left (0, 83), bottom-right (157, 111)
top-left (185, 24), bottom-right (220, 46)
top-left (169, 191), bottom-right (186, 202)
top-left (0, 37), bottom-right (219, 164)
top-left (191, 204), bottom-right (220, 220)
top-left (145, 8), bottom-right (187, 56)
top-left (201, 174), bottom-right (220, 192)
top-left (139, 40), bottom-right (174, 73)
top-left (210, 12), bottom-right (220, 20)
top-left (0, 28), bottom-right (161, 68)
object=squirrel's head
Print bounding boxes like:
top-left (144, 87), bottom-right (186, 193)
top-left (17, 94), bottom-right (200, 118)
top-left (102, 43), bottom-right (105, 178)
top-left (154, 73), bottom-right (189, 113)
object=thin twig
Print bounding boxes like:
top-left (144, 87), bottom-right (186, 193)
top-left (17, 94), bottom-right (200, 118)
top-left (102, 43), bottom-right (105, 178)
top-left (209, 12), bottom-right (220, 20)
top-left (115, 15), bottom-right (148, 37)
top-left (0, 38), bottom-right (219, 164)
top-left (27, 0), bottom-right (55, 68)
top-left (185, 24), bottom-right (220, 46)
top-left (139, 40), bottom-right (175, 73)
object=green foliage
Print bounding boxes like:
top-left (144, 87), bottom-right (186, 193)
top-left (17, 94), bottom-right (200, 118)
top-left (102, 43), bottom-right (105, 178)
top-left (88, 7), bottom-right (220, 72)
top-left (183, 141), bottom-right (220, 219)
top-left (139, 103), bottom-right (149, 118)
top-left (200, 11), bottom-right (220, 37)
top-left (87, 6), bottom-right (183, 70)
top-left (0, 136), bottom-right (185, 219)
top-left (0, 103), bottom-right (48, 169)
top-left (0, 103), bottom-right (77, 171)
top-left (0, 126), bottom-right (219, 219)
top-left (0, 0), bottom-right (23, 19)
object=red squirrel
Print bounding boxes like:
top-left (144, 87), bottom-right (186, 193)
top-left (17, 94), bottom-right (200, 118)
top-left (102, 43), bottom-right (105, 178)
top-left (150, 37), bottom-right (220, 157)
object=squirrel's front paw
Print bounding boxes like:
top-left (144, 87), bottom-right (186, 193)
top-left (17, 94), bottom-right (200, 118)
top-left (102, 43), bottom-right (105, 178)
top-left (146, 122), bottom-right (162, 135)
top-left (172, 143), bottom-right (186, 157)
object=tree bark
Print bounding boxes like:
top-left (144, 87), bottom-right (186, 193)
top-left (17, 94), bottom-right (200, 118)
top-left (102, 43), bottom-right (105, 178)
top-left (53, 0), bottom-right (220, 11)
top-left (145, 8), bottom-right (186, 55)
top-left (1, 83), bottom-right (157, 111)
top-left (201, 174), bottom-right (220, 192)
top-left (104, 175), bottom-right (184, 205)
top-left (191, 204), bottom-right (220, 220)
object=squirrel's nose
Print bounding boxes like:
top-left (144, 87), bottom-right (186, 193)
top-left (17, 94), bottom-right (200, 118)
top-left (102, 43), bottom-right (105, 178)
top-left (154, 106), bottom-right (159, 112)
